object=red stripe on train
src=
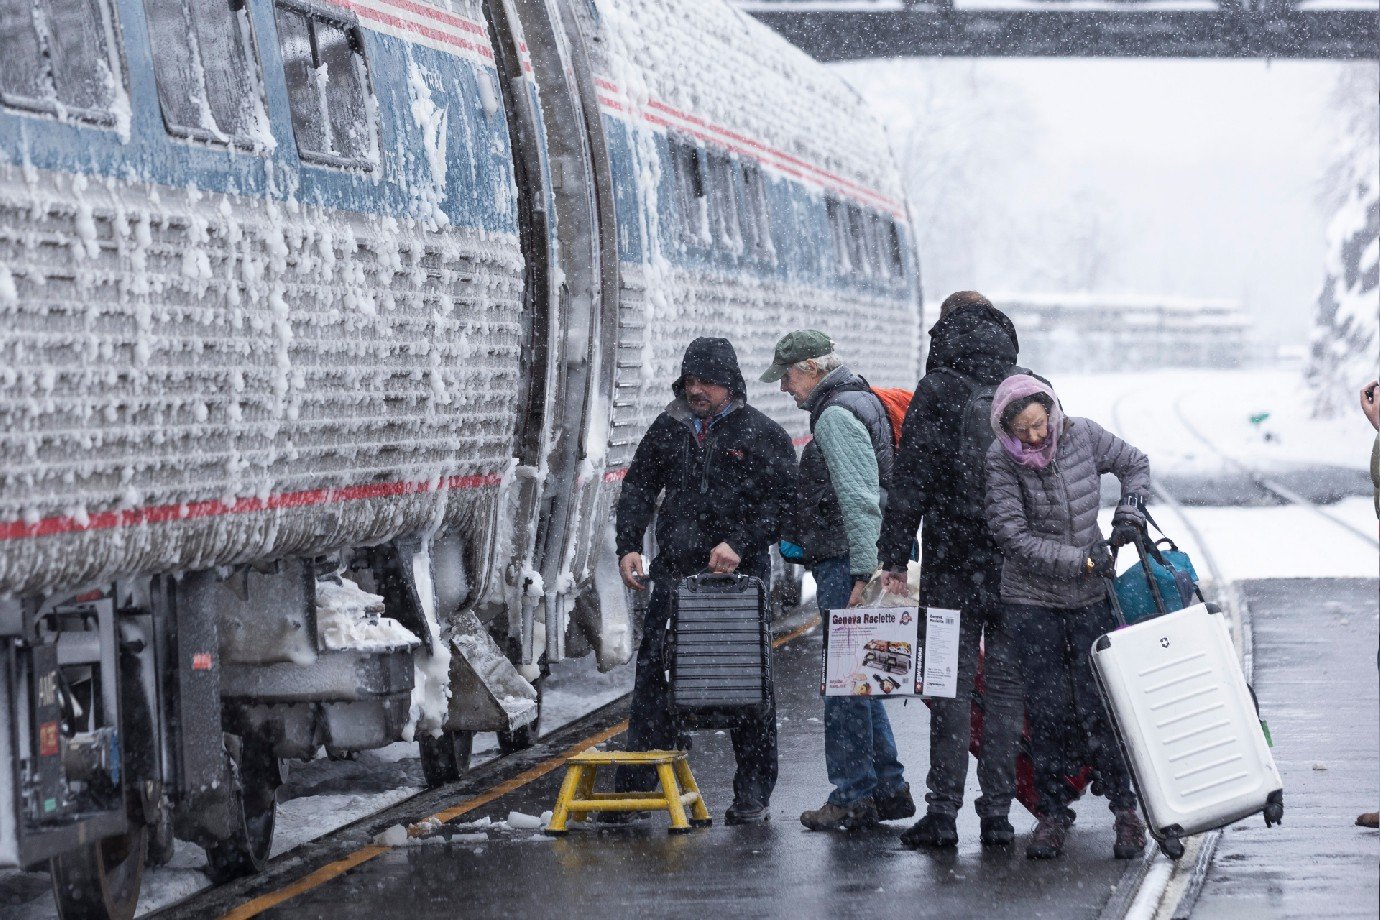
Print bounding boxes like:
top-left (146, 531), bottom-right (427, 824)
top-left (0, 474), bottom-right (504, 542)
top-left (594, 79), bottom-right (903, 216)
top-left (334, 0), bottom-right (496, 59)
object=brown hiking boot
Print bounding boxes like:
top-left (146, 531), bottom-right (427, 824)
top-left (1357, 812), bottom-right (1379, 828)
top-left (800, 798), bottom-right (879, 832)
top-left (1113, 807), bottom-right (1148, 859)
top-left (1026, 816), bottom-right (1068, 859)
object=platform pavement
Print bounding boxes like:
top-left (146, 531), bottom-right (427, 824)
top-left (248, 615), bottom-right (1146, 919)
top-left (1187, 578), bottom-right (1379, 919)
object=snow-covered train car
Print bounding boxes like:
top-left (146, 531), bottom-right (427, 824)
top-left (0, 0), bottom-right (918, 915)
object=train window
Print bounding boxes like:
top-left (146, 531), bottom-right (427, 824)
top-left (867, 212), bottom-right (890, 279)
top-left (738, 162), bottom-right (773, 261)
top-left (144, 0), bottom-right (267, 145)
top-left (274, 1), bottom-right (376, 168)
top-left (846, 204), bottom-right (872, 277)
top-left (669, 138), bottom-right (706, 246)
top-left (0, 0), bottom-right (123, 123)
top-left (885, 218), bottom-right (905, 276)
top-left (705, 152), bottom-right (740, 253)
top-left (825, 197), bottom-right (851, 276)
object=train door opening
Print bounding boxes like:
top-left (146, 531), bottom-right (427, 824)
top-left (484, 0), bottom-right (623, 690)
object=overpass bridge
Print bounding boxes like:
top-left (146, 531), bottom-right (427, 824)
top-left (736, 1), bottom-right (1378, 59)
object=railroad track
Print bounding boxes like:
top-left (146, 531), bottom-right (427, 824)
top-left (1169, 394), bottom-right (1378, 550)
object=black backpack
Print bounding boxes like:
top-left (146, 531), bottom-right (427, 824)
top-left (933, 365), bottom-right (1038, 522)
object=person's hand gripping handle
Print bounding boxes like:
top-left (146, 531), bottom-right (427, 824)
top-left (619, 552), bottom-right (648, 590)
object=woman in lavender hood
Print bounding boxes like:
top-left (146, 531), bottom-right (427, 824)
top-left (983, 374), bottom-right (1151, 861)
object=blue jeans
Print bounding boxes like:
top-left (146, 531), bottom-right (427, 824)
top-left (814, 557), bottom-right (907, 807)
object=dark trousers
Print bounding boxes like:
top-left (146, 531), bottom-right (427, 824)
top-left (1007, 600), bottom-right (1137, 825)
top-left (613, 578), bottom-right (778, 807)
top-left (924, 596), bottom-right (1022, 818)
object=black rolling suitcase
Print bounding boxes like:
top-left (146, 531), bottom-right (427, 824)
top-left (670, 573), bottom-right (772, 729)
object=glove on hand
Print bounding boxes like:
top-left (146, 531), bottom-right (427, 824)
top-left (778, 540), bottom-right (805, 563)
top-left (1085, 540), bottom-right (1116, 579)
top-left (1109, 517), bottom-right (1142, 549)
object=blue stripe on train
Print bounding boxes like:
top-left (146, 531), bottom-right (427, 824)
top-left (0, 0), bottom-right (519, 234)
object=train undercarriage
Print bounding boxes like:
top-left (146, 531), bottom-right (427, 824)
top-left (0, 532), bottom-right (564, 920)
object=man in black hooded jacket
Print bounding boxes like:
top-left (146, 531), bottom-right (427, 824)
top-left (878, 291), bottom-right (1026, 850)
top-left (614, 337), bottom-right (796, 825)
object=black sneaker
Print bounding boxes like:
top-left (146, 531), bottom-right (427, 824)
top-left (725, 801), bottom-right (770, 825)
top-left (900, 813), bottom-right (958, 849)
top-left (980, 815), bottom-right (1015, 847)
top-left (874, 784), bottom-right (917, 822)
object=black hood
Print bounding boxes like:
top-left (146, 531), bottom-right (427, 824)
top-left (672, 337), bottom-right (748, 400)
top-left (924, 302), bottom-right (1019, 381)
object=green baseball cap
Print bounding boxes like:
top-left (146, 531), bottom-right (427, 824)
top-left (760, 329), bottom-right (834, 382)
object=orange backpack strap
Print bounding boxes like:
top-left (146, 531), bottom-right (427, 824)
top-left (869, 387), bottom-right (914, 447)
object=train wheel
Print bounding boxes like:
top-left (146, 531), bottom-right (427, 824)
top-left (50, 825), bottom-right (147, 920)
top-left (204, 738), bottom-right (277, 884)
top-left (419, 729), bottom-right (475, 787)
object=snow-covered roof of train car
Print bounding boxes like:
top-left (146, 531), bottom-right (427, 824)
top-left (590, 0), bottom-right (905, 216)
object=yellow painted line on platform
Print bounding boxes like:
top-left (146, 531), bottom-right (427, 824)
top-left (773, 615), bottom-right (820, 648)
top-left (220, 846), bottom-right (389, 920)
top-left (218, 612), bottom-right (820, 920)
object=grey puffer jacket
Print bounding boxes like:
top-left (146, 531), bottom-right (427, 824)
top-left (985, 417), bottom-right (1150, 608)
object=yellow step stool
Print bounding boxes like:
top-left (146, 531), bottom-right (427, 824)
top-left (545, 749), bottom-right (712, 835)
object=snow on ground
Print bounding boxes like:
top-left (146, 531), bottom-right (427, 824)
top-left (542, 653), bottom-right (636, 729)
top-left (1052, 366), bottom-right (1374, 477)
top-left (1098, 498), bottom-right (1377, 584)
top-left (1069, 365), bottom-right (1377, 583)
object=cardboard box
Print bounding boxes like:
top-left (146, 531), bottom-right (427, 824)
top-left (821, 605), bottom-right (961, 698)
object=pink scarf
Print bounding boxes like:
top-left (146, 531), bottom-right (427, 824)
top-left (989, 375), bottom-right (1062, 470)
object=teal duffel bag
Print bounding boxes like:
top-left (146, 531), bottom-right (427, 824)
top-left (1114, 525), bottom-right (1202, 625)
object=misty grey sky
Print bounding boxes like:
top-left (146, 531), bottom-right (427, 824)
top-left (837, 58), bottom-right (1369, 345)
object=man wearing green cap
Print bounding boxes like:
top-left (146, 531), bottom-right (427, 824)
top-left (763, 330), bottom-right (915, 831)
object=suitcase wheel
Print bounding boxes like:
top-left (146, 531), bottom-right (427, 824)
top-left (1263, 791), bottom-right (1284, 827)
top-left (1158, 836), bottom-right (1185, 860)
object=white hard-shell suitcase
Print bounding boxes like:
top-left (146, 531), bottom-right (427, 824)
top-left (1091, 601), bottom-right (1284, 859)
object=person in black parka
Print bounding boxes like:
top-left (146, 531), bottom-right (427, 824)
top-left (877, 291), bottom-right (1026, 850)
top-left (614, 337), bottom-right (796, 825)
